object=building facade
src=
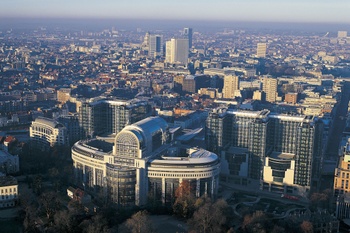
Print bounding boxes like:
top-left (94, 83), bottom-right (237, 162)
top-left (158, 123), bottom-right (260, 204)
top-left (257, 43), bottom-right (267, 58)
top-left (334, 138), bottom-right (350, 196)
top-left (262, 76), bottom-right (278, 103)
top-left (0, 176), bottom-right (18, 208)
top-left (78, 98), bottom-right (152, 138)
top-left (30, 116), bottom-right (68, 151)
top-left (165, 38), bottom-right (189, 65)
top-left (206, 108), bottom-right (324, 196)
top-left (223, 75), bottom-right (239, 99)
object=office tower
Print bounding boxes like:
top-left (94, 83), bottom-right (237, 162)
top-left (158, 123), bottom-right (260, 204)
top-left (223, 75), bottom-right (239, 99)
top-left (264, 115), bottom-right (324, 193)
top-left (148, 34), bottom-right (163, 58)
top-left (183, 27), bottom-right (193, 48)
top-left (165, 38), bottom-right (189, 64)
top-left (256, 43), bottom-right (267, 58)
top-left (58, 115), bottom-right (82, 146)
top-left (182, 75), bottom-right (210, 93)
top-left (338, 31), bottom-right (348, 38)
top-left (206, 109), bottom-right (324, 195)
top-left (78, 98), bottom-right (152, 138)
top-left (231, 110), bottom-right (269, 180)
top-left (262, 76), bottom-right (278, 102)
top-left (72, 116), bottom-right (220, 206)
top-left (206, 108), bottom-right (232, 154)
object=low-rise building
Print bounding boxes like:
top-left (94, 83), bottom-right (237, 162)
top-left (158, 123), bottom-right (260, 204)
top-left (0, 176), bottom-right (18, 208)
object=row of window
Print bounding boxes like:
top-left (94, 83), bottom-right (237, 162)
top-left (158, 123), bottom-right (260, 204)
top-left (1, 188), bottom-right (16, 194)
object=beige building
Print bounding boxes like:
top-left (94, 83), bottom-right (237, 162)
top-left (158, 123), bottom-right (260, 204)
top-left (0, 176), bottom-right (18, 208)
top-left (223, 75), bottom-right (239, 99)
top-left (334, 138), bottom-right (350, 196)
top-left (57, 88), bottom-right (71, 103)
top-left (257, 43), bottom-right (267, 58)
top-left (262, 77), bottom-right (278, 102)
top-left (338, 31), bottom-right (348, 38)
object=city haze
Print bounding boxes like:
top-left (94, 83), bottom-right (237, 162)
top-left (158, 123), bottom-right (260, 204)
top-left (1, 0), bottom-right (350, 23)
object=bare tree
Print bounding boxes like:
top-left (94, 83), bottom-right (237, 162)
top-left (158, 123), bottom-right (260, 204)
top-left (188, 199), bottom-right (231, 233)
top-left (125, 210), bottom-right (155, 233)
top-left (39, 191), bottom-right (61, 220)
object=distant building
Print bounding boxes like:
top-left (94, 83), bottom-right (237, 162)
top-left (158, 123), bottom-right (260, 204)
top-left (57, 88), bottom-right (71, 104)
top-left (334, 138), bottom-right (350, 196)
top-left (223, 75), bottom-right (239, 99)
top-left (285, 93), bottom-right (298, 104)
top-left (149, 34), bottom-right (163, 58)
top-left (30, 116), bottom-right (68, 151)
top-left (165, 38), bottom-right (189, 65)
top-left (262, 76), bottom-right (278, 102)
top-left (0, 176), bottom-right (18, 208)
top-left (338, 31), bottom-right (348, 38)
top-left (58, 115), bottom-right (82, 146)
top-left (183, 27), bottom-right (193, 48)
top-left (78, 98), bottom-right (152, 138)
top-left (257, 43), bottom-right (267, 58)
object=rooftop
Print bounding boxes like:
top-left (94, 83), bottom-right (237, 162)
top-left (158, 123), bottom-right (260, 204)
top-left (0, 176), bottom-right (17, 186)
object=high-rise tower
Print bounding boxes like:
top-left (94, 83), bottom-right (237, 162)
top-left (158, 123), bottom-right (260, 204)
top-left (257, 43), bottom-right (267, 58)
top-left (223, 75), bottom-right (239, 99)
top-left (148, 34), bottom-right (163, 58)
top-left (165, 38), bottom-right (189, 65)
top-left (262, 76), bottom-right (277, 103)
top-left (183, 27), bottom-right (193, 49)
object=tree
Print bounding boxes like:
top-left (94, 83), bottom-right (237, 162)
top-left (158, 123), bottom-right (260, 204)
top-left (33, 175), bottom-right (42, 195)
top-left (39, 191), bottom-right (61, 221)
top-left (300, 221), bottom-right (313, 233)
top-left (242, 210), bottom-right (273, 233)
top-left (188, 199), bottom-right (231, 233)
top-left (173, 180), bottom-right (196, 218)
top-left (125, 210), bottom-right (155, 233)
top-left (84, 214), bottom-right (110, 233)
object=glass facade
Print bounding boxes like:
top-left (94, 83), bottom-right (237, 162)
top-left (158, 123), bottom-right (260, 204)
top-left (106, 165), bottom-right (136, 207)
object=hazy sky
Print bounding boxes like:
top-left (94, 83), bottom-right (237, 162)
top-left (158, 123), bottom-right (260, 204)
top-left (1, 0), bottom-right (350, 23)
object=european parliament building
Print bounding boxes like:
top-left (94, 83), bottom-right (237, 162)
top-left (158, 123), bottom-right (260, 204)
top-left (72, 116), bottom-right (220, 206)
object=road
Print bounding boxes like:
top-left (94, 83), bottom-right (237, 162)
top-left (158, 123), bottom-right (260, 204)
top-left (325, 81), bottom-right (350, 158)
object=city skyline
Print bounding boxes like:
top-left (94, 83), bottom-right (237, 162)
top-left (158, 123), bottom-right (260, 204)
top-left (1, 0), bottom-right (350, 24)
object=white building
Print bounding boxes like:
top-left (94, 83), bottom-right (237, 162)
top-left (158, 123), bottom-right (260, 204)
top-left (0, 176), bottom-right (18, 208)
top-left (30, 117), bottom-right (68, 151)
top-left (166, 38), bottom-right (189, 65)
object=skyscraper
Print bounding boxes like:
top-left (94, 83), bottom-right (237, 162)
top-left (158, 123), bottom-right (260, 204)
top-left (78, 98), bottom-right (152, 138)
top-left (223, 75), bottom-right (239, 99)
top-left (257, 43), bottom-right (267, 58)
top-left (206, 109), bottom-right (324, 195)
top-left (148, 34), bottom-right (163, 58)
top-left (183, 27), bottom-right (193, 49)
top-left (165, 38), bottom-right (189, 64)
top-left (262, 76), bottom-right (278, 102)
